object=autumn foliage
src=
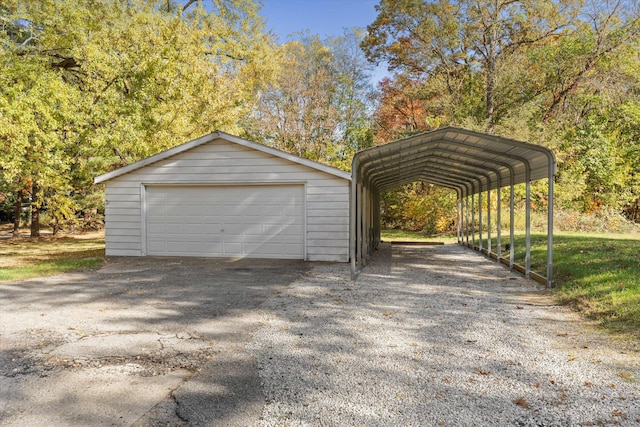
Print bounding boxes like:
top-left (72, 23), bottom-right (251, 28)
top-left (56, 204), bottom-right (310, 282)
top-left (1, 0), bottom-right (639, 235)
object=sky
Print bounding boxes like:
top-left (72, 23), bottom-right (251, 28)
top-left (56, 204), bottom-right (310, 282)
top-left (185, 0), bottom-right (388, 83)
top-left (258, 0), bottom-right (388, 84)
top-left (258, 0), bottom-right (380, 42)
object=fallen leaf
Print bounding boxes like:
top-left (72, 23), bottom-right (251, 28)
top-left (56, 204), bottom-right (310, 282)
top-left (617, 372), bottom-right (632, 380)
top-left (612, 409), bottom-right (627, 419)
top-left (513, 397), bottom-right (530, 409)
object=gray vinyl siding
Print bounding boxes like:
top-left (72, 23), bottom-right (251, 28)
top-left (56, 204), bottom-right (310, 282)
top-left (103, 137), bottom-right (350, 262)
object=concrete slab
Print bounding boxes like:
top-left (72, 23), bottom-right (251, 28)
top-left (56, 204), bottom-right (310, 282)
top-left (2, 368), bottom-right (187, 427)
top-left (0, 257), bottom-right (310, 426)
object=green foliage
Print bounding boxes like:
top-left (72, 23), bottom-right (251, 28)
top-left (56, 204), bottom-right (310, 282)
top-left (0, 0), bottom-right (276, 233)
top-left (364, 0), bottom-right (640, 227)
top-left (1, 0), bottom-right (638, 236)
top-left (381, 183), bottom-right (457, 236)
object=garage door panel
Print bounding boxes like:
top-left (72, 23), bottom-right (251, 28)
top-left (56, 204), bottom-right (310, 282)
top-left (285, 205), bottom-right (303, 216)
top-left (204, 243), bottom-right (222, 253)
top-left (146, 185), bottom-right (304, 259)
top-left (244, 224), bottom-right (263, 236)
top-left (224, 205), bottom-right (243, 216)
top-left (286, 225), bottom-right (304, 235)
top-left (185, 223), bottom-right (204, 234)
top-left (147, 223), bottom-right (167, 234)
top-left (224, 242), bottom-right (242, 254)
top-left (222, 224), bottom-right (244, 234)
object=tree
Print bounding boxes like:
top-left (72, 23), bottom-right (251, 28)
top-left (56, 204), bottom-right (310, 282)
top-left (326, 29), bottom-right (376, 166)
top-left (247, 29), bottom-right (374, 170)
top-left (363, 0), bottom-right (640, 225)
top-left (0, 0), bottom-right (276, 235)
top-left (364, 0), bottom-right (580, 129)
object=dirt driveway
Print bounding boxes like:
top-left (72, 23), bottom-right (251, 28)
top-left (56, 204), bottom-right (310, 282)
top-left (0, 257), bottom-right (310, 426)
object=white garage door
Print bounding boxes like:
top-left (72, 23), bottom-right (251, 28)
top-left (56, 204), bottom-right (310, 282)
top-left (145, 185), bottom-right (305, 259)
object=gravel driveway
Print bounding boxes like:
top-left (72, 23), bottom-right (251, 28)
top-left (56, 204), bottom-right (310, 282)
top-left (250, 243), bottom-right (640, 426)
top-left (1, 245), bottom-right (638, 426)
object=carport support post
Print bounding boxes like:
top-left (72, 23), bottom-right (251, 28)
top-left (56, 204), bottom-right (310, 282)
top-left (478, 190), bottom-right (483, 253)
top-left (525, 173), bottom-right (531, 279)
top-left (360, 184), bottom-right (365, 263)
top-left (509, 179), bottom-right (515, 269)
top-left (471, 191), bottom-right (476, 249)
top-left (362, 185), bottom-right (368, 262)
top-left (456, 194), bottom-right (462, 244)
top-left (487, 187), bottom-right (491, 256)
top-left (350, 175), bottom-right (359, 279)
top-left (465, 194), bottom-right (470, 247)
top-left (459, 191), bottom-right (465, 245)
top-left (374, 190), bottom-right (381, 248)
top-left (547, 169), bottom-right (554, 288)
top-left (496, 177), bottom-right (502, 260)
top-left (456, 197), bottom-right (460, 244)
top-left (351, 180), bottom-right (363, 274)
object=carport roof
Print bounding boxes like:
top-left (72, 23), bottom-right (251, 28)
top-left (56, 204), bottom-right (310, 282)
top-left (352, 127), bottom-right (556, 194)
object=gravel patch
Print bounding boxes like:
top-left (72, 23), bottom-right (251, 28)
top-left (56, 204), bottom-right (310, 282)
top-left (248, 243), bottom-right (640, 427)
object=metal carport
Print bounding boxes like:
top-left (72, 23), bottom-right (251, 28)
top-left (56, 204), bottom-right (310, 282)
top-left (350, 127), bottom-right (557, 287)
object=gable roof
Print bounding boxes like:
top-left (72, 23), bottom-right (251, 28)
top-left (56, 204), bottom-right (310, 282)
top-left (94, 131), bottom-right (351, 184)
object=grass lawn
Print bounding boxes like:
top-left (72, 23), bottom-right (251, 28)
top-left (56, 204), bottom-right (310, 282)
top-left (0, 230), bottom-right (105, 282)
top-left (529, 232), bottom-right (640, 341)
top-left (381, 228), bottom-right (458, 244)
top-left (382, 228), bottom-right (640, 341)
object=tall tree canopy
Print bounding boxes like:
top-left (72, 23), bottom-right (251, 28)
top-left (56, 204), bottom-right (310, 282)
top-left (1, 0), bottom-right (638, 236)
top-left (363, 0), bottom-right (640, 228)
top-left (0, 0), bottom-right (276, 235)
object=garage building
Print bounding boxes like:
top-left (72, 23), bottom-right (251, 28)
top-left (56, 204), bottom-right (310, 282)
top-left (94, 132), bottom-right (351, 262)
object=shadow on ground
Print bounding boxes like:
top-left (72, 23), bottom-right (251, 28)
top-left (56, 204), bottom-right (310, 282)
top-left (0, 257), bottom-right (310, 426)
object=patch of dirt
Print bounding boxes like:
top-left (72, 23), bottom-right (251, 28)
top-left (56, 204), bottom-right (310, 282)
top-left (0, 222), bottom-right (104, 239)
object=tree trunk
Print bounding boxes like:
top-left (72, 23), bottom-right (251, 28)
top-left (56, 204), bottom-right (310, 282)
top-left (485, 57), bottom-right (496, 129)
top-left (30, 182), bottom-right (40, 238)
top-left (12, 191), bottom-right (22, 238)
